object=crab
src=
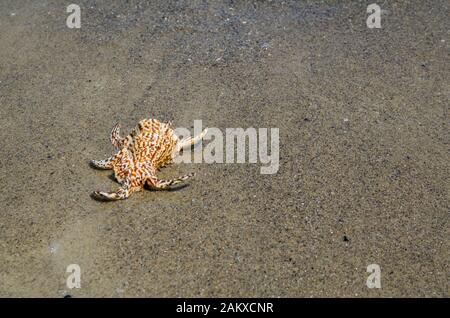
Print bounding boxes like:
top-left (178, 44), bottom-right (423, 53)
top-left (90, 118), bottom-right (207, 200)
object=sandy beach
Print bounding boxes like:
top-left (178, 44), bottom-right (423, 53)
top-left (0, 0), bottom-right (448, 297)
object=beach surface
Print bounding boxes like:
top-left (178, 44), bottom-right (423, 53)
top-left (0, 0), bottom-right (448, 297)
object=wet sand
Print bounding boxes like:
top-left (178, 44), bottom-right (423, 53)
top-left (0, 0), bottom-right (448, 297)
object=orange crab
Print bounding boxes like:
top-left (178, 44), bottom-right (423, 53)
top-left (90, 118), bottom-right (207, 200)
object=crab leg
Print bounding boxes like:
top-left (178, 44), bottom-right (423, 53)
top-left (93, 176), bottom-right (136, 200)
top-left (90, 156), bottom-right (114, 169)
top-left (146, 173), bottom-right (195, 190)
top-left (110, 123), bottom-right (125, 149)
top-left (178, 128), bottom-right (208, 150)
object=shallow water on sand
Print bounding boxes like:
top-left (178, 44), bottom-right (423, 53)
top-left (0, 1), bottom-right (448, 297)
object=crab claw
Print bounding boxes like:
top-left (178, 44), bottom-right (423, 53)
top-left (92, 187), bottom-right (131, 201)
